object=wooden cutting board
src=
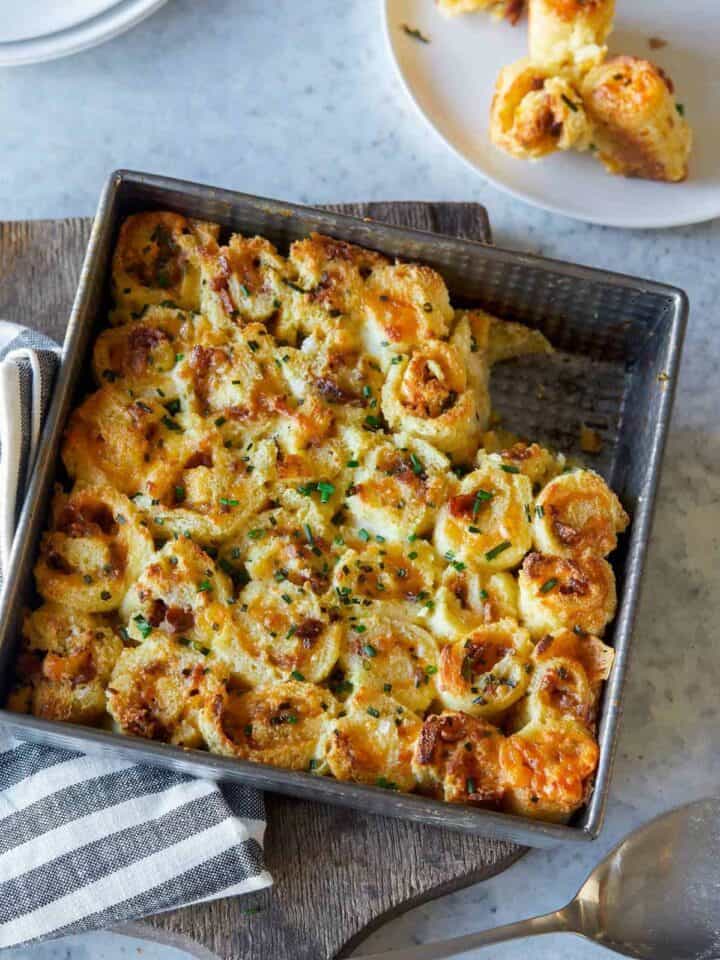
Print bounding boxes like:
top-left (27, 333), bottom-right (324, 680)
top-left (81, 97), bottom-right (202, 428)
top-left (0, 201), bottom-right (525, 960)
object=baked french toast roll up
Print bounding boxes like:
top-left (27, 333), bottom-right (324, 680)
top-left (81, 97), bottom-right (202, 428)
top-left (518, 550), bottom-right (616, 637)
top-left (581, 56), bottom-right (692, 183)
top-left (332, 540), bottom-right (442, 624)
top-left (428, 566), bottom-right (519, 640)
top-left (512, 627), bottom-right (614, 730)
top-left (34, 485), bottom-right (154, 613)
top-left (120, 538), bottom-right (232, 647)
top-left (500, 715), bottom-right (598, 821)
top-left (339, 616), bottom-right (440, 713)
top-left (347, 435), bottom-right (450, 542)
top-left (110, 211), bottom-right (219, 325)
top-left (199, 681), bottom-right (339, 771)
top-left (325, 686), bottom-right (423, 792)
top-left (412, 712), bottom-right (506, 806)
top-left (8, 605), bottom-right (122, 724)
top-left (434, 453), bottom-right (533, 573)
top-left (210, 580), bottom-right (342, 687)
top-left (528, 0), bottom-right (615, 72)
top-left (381, 326), bottom-right (487, 462)
top-left (362, 261), bottom-right (453, 363)
top-left (533, 468), bottom-right (628, 558)
top-left (107, 637), bottom-right (229, 747)
top-left (436, 619), bottom-right (533, 717)
top-left (491, 58), bottom-right (592, 160)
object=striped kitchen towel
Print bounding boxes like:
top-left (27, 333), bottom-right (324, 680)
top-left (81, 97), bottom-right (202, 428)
top-left (0, 322), bottom-right (272, 949)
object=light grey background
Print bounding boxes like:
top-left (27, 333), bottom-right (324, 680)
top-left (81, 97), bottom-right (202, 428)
top-left (1, 2), bottom-right (719, 958)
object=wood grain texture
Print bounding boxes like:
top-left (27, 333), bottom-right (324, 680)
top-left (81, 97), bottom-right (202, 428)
top-left (0, 202), bottom-right (521, 960)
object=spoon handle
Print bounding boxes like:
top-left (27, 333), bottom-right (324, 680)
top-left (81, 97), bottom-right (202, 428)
top-left (358, 908), bottom-right (573, 960)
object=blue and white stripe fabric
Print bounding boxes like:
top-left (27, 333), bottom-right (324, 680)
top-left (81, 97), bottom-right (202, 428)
top-left (0, 322), bottom-right (271, 949)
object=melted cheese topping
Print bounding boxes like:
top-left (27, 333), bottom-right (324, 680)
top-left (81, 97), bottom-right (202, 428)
top-left (9, 215), bottom-right (630, 825)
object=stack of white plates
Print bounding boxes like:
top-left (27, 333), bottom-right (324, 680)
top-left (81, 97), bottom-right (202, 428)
top-left (0, 0), bottom-right (168, 67)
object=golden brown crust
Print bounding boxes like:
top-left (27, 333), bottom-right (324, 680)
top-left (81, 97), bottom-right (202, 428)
top-left (490, 59), bottom-right (592, 160)
top-left (412, 711), bottom-right (506, 805)
top-left (500, 716), bottom-right (598, 821)
top-left (518, 550), bottom-right (616, 637)
top-left (581, 56), bottom-right (692, 182)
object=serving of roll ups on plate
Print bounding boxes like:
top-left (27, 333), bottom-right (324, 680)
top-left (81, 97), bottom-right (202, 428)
top-left (384, 0), bottom-right (718, 226)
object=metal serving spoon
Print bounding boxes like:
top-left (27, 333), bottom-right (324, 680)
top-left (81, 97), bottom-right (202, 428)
top-left (361, 797), bottom-right (720, 960)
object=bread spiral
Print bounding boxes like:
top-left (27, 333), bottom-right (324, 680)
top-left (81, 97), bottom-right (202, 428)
top-left (412, 711), bottom-right (506, 806)
top-left (533, 468), bottom-right (629, 557)
top-left (381, 338), bottom-right (483, 461)
top-left (434, 454), bottom-right (533, 572)
top-left (581, 56), bottom-right (692, 183)
top-left (518, 550), bottom-right (616, 637)
top-left (491, 59), bottom-right (591, 160)
top-left (9, 604), bottom-right (122, 724)
top-left (428, 567), bottom-right (519, 640)
top-left (363, 262), bottom-right (453, 360)
top-left (211, 580), bottom-right (342, 686)
top-left (528, 0), bottom-right (615, 73)
top-left (339, 616), bottom-right (440, 713)
top-left (347, 436), bottom-right (451, 541)
top-left (107, 636), bottom-right (228, 747)
top-left (120, 539), bottom-right (232, 647)
top-left (111, 212), bottom-right (218, 325)
top-left (500, 715), bottom-right (598, 821)
top-left (325, 686), bottom-right (422, 791)
top-left (436, 619), bottom-right (533, 716)
top-left (332, 539), bottom-right (442, 623)
top-left (199, 680), bottom-right (338, 770)
top-left (35, 485), bottom-right (154, 613)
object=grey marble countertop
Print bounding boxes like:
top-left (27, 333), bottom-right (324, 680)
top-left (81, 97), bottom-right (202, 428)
top-left (1, 2), bottom-right (719, 958)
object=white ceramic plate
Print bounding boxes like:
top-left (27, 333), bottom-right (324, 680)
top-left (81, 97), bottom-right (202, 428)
top-left (383, 0), bottom-right (720, 228)
top-left (0, 0), bottom-right (168, 67)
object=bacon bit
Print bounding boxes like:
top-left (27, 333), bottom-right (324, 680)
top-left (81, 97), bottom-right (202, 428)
top-left (43, 648), bottom-right (94, 685)
top-left (166, 606), bottom-right (195, 634)
top-left (531, 77), bottom-right (545, 91)
top-left (504, 0), bottom-right (525, 24)
top-left (448, 493), bottom-right (477, 519)
top-left (536, 635), bottom-right (554, 655)
top-left (294, 618), bottom-right (324, 644)
top-left (560, 574), bottom-right (590, 597)
top-left (190, 344), bottom-right (227, 375)
top-left (127, 326), bottom-right (168, 372)
top-left (184, 449), bottom-right (213, 470)
top-left (45, 548), bottom-right (73, 573)
top-left (580, 424), bottom-right (603, 454)
top-left (314, 377), bottom-right (359, 405)
top-left (552, 516), bottom-right (581, 546)
top-left (57, 501), bottom-right (118, 538)
top-left (648, 36), bottom-right (667, 50)
top-left (148, 598), bottom-right (168, 627)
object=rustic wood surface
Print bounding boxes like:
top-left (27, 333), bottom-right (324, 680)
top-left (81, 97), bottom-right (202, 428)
top-left (0, 202), bottom-right (524, 960)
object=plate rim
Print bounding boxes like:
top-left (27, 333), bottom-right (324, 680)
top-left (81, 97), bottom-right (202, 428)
top-left (0, 0), bottom-right (169, 67)
top-left (382, 0), bottom-right (719, 230)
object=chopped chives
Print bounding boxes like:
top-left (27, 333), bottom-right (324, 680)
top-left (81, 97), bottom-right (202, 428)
top-left (485, 540), bottom-right (511, 562)
top-left (540, 578), bottom-right (558, 594)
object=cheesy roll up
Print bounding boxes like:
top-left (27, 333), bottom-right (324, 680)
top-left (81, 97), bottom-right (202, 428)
top-left (413, 712), bottom-right (506, 806)
top-left (528, 0), bottom-right (615, 73)
top-left (581, 56), bottom-right (692, 182)
top-left (491, 59), bottom-right (592, 160)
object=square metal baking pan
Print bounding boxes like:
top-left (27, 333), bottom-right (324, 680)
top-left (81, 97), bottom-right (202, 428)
top-left (0, 170), bottom-right (687, 847)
